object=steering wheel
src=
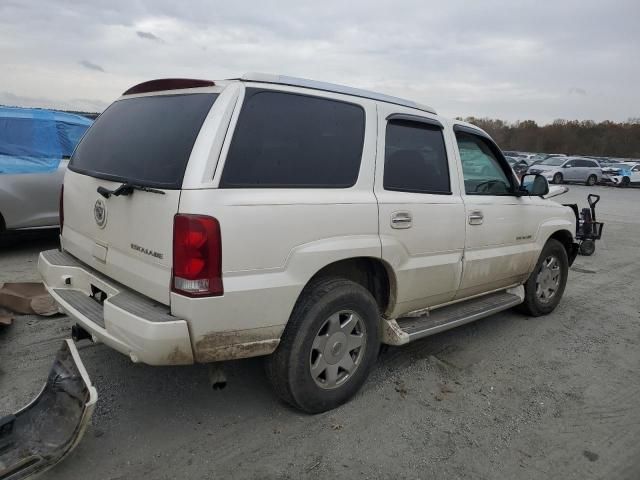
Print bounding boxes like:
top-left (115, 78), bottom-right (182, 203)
top-left (474, 179), bottom-right (503, 193)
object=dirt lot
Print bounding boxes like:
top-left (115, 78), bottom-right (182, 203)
top-left (1, 185), bottom-right (639, 479)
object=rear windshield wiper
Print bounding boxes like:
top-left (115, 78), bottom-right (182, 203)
top-left (97, 182), bottom-right (166, 199)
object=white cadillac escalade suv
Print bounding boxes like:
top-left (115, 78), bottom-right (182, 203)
top-left (39, 73), bottom-right (579, 413)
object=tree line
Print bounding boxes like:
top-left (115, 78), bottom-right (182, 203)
top-left (459, 117), bottom-right (640, 159)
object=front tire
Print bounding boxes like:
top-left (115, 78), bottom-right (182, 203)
top-left (517, 239), bottom-right (569, 317)
top-left (621, 177), bottom-right (630, 188)
top-left (553, 173), bottom-right (563, 184)
top-left (265, 278), bottom-right (380, 413)
top-left (586, 174), bottom-right (597, 186)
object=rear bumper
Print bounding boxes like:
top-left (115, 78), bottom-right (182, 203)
top-left (38, 249), bottom-right (194, 366)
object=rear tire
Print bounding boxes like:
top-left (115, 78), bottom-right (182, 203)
top-left (586, 174), bottom-right (597, 186)
top-left (517, 239), bottom-right (569, 317)
top-left (265, 278), bottom-right (380, 413)
top-left (553, 173), bottom-right (563, 184)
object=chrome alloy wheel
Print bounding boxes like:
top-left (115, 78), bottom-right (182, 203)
top-left (535, 255), bottom-right (561, 303)
top-left (309, 310), bottom-right (366, 389)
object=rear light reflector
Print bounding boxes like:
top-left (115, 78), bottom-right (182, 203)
top-left (59, 185), bottom-right (64, 233)
top-left (172, 214), bottom-right (223, 297)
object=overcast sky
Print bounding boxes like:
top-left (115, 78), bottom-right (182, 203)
top-left (1, 0), bottom-right (638, 123)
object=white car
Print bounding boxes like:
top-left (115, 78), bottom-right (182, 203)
top-left (602, 162), bottom-right (640, 187)
top-left (527, 156), bottom-right (602, 185)
top-left (39, 74), bottom-right (579, 413)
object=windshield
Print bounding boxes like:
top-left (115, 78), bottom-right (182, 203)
top-left (540, 158), bottom-right (566, 166)
top-left (608, 163), bottom-right (632, 169)
top-left (70, 93), bottom-right (218, 189)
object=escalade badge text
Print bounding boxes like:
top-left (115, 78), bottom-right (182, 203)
top-left (131, 243), bottom-right (164, 260)
top-left (94, 199), bottom-right (107, 228)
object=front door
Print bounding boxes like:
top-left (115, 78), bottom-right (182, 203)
top-left (375, 106), bottom-right (466, 316)
top-left (452, 126), bottom-right (538, 299)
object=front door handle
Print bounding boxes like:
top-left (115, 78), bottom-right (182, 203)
top-left (469, 210), bottom-right (484, 225)
top-left (391, 211), bottom-right (412, 229)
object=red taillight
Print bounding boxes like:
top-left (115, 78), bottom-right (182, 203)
top-left (59, 185), bottom-right (64, 233)
top-left (172, 214), bottom-right (223, 297)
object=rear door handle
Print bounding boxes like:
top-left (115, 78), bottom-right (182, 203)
top-left (391, 211), bottom-right (412, 229)
top-left (469, 210), bottom-right (484, 225)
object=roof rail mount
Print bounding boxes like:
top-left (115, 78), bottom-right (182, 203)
top-left (240, 73), bottom-right (436, 115)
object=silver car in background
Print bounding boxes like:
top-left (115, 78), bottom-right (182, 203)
top-left (527, 156), bottom-right (602, 185)
top-left (0, 107), bottom-right (92, 232)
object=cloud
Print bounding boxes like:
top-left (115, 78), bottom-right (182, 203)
top-left (79, 60), bottom-right (105, 72)
top-left (136, 30), bottom-right (163, 42)
top-left (568, 87), bottom-right (587, 96)
top-left (0, 0), bottom-right (638, 122)
top-left (0, 91), bottom-right (108, 112)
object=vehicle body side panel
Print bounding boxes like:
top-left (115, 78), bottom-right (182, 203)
top-left (175, 87), bottom-right (381, 361)
top-left (0, 159), bottom-right (66, 229)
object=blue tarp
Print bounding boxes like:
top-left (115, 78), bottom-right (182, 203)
top-left (0, 106), bottom-right (93, 174)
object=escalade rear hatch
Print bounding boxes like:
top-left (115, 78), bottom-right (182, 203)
top-left (62, 91), bottom-right (218, 304)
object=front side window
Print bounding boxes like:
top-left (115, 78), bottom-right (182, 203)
top-left (220, 89), bottom-right (365, 188)
top-left (455, 131), bottom-right (513, 195)
top-left (383, 120), bottom-right (450, 194)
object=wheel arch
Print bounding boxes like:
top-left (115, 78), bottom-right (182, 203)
top-left (302, 257), bottom-right (397, 316)
top-left (548, 229), bottom-right (578, 266)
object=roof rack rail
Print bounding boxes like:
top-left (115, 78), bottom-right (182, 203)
top-left (240, 73), bottom-right (436, 114)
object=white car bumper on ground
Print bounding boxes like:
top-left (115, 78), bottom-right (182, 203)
top-left (38, 249), bottom-right (194, 365)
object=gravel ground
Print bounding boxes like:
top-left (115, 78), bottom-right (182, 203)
top-left (1, 185), bottom-right (639, 479)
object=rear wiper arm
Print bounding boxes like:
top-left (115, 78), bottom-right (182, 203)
top-left (97, 182), bottom-right (166, 199)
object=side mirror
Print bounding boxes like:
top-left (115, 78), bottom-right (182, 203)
top-left (520, 174), bottom-right (549, 196)
top-left (562, 164), bottom-right (572, 168)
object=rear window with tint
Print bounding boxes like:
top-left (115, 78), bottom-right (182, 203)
top-left (70, 93), bottom-right (218, 189)
top-left (220, 89), bottom-right (365, 188)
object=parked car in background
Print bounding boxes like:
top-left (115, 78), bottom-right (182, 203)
top-left (602, 162), bottom-right (640, 187)
top-left (505, 156), bottom-right (529, 178)
top-left (527, 156), bottom-right (602, 185)
top-left (529, 153), bottom-right (566, 165)
top-left (0, 107), bottom-right (92, 232)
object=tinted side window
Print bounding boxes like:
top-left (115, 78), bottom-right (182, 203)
top-left (220, 90), bottom-right (365, 188)
top-left (383, 120), bottom-right (450, 194)
top-left (455, 132), bottom-right (513, 195)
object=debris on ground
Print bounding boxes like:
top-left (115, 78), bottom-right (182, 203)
top-left (0, 314), bottom-right (13, 327)
top-left (0, 282), bottom-right (59, 316)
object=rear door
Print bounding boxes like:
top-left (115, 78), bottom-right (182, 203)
top-left (375, 106), bottom-right (465, 315)
top-left (584, 160), bottom-right (601, 181)
top-left (562, 159), bottom-right (578, 181)
top-left (63, 90), bottom-right (222, 304)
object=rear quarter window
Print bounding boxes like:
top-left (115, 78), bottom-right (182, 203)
top-left (220, 89), bottom-right (365, 188)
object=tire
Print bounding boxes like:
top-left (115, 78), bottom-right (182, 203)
top-left (517, 239), bottom-right (569, 317)
top-left (552, 173), bottom-right (563, 184)
top-left (585, 174), bottom-right (597, 186)
top-left (579, 240), bottom-right (596, 256)
top-left (621, 177), bottom-right (630, 188)
top-left (265, 278), bottom-right (380, 413)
